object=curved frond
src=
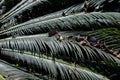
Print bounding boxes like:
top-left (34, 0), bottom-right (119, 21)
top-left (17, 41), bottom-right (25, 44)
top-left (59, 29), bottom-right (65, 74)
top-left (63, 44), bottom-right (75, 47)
top-left (0, 0), bottom-right (21, 16)
top-left (82, 0), bottom-right (120, 12)
top-left (88, 28), bottom-right (120, 50)
top-left (0, 49), bottom-right (109, 80)
top-left (1, 0), bottom-right (27, 17)
top-left (1, 0), bottom-right (41, 23)
top-left (0, 0), bottom-right (120, 79)
top-left (0, 36), bottom-right (120, 64)
top-left (0, 3), bottom-right (84, 31)
top-left (0, 59), bottom-right (41, 80)
top-left (0, 12), bottom-right (120, 38)
top-left (0, 0), bottom-right (84, 23)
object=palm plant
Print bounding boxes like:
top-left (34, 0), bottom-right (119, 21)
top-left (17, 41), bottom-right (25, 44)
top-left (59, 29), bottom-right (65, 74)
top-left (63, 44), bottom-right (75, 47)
top-left (0, 0), bottom-right (120, 80)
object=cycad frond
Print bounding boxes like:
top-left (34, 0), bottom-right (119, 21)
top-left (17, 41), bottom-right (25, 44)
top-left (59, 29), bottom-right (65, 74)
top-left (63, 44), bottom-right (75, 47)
top-left (0, 36), bottom-right (120, 64)
top-left (1, 0), bottom-right (41, 22)
top-left (1, 0), bottom-right (27, 18)
top-left (82, 0), bottom-right (120, 12)
top-left (88, 28), bottom-right (120, 50)
top-left (0, 49), bottom-right (109, 80)
top-left (0, 59), bottom-right (41, 80)
top-left (0, 0), bottom-right (84, 23)
top-left (0, 12), bottom-right (120, 38)
top-left (0, 3), bottom-right (84, 31)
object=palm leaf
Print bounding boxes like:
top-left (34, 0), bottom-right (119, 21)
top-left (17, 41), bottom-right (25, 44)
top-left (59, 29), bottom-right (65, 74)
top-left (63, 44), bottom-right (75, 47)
top-left (0, 0), bottom-right (20, 16)
top-left (82, 0), bottom-right (106, 12)
top-left (0, 35), bottom-right (120, 64)
top-left (80, 60), bottom-right (120, 79)
top-left (0, 12), bottom-right (120, 38)
top-left (0, 59), bottom-right (41, 80)
top-left (88, 28), bottom-right (120, 50)
top-left (82, 0), bottom-right (120, 12)
top-left (0, 3), bottom-right (84, 31)
top-left (0, 0), bottom-right (84, 23)
top-left (0, 49), bottom-right (109, 80)
top-left (1, 0), bottom-right (41, 23)
top-left (1, 0), bottom-right (28, 18)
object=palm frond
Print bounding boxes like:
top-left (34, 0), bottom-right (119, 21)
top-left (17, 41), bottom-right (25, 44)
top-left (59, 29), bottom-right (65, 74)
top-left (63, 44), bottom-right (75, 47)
top-left (0, 0), bottom-right (41, 23)
top-left (0, 59), bottom-right (41, 80)
top-left (0, 35), bottom-right (120, 64)
top-left (0, 49), bottom-right (109, 80)
top-left (80, 60), bottom-right (120, 79)
top-left (1, 0), bottom-right (27, 18)
top-left (0, 3), bottom-right (84, 31)
top-left (0, 0), bottom-right (21, 16)
top-left (0, 12), bottom-right (120, 38)
top-left (82, 0), bottom-right (120, 12)
top-left (88, 28), bottom-right (120, 50)
top-left (82, 0), bottom-right (106, 12)
top-left (0, 0), bottom-right (84, 24)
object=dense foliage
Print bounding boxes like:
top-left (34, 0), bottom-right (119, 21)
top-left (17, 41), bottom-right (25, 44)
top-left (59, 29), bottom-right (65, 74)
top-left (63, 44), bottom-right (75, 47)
top-left (0, 0), bottom-right (120, 80)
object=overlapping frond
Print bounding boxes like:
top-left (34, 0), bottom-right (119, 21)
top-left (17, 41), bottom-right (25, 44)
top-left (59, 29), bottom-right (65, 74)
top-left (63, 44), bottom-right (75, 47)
top-left (0, 12), bottom-right (120, 39)
top-left (0, 0), bottom-right (42, 22)
top-left (56, 28), bottom-right (120, 51)
top-left (88, 28), bottom-right (120, 50)
top-left (0, 35), bottom-right (120, 64)
top-left (1, 0), bottom-right (27, 17)
top-left (0, 59), bottom-right (41, 80)
top-left (0, 3), bottom-right (84, 31)
top-left (0, 0), bottom-right (21, 16)
top-left (0, 0), bottom-right (83, 23)
top-left (0, 0), bottom-right (120, 80)
top-left (0, 49), bottom-right (109, 80)
top-left (82, 0), bottom-right (120, 12)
